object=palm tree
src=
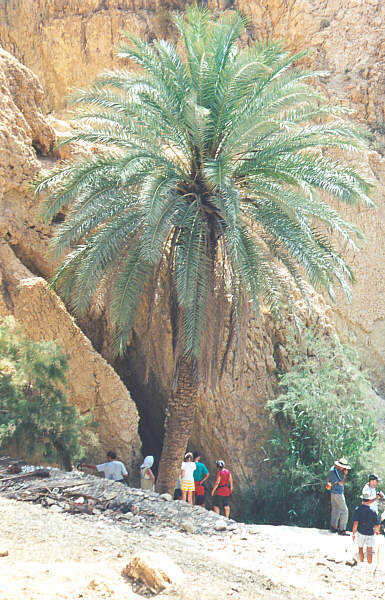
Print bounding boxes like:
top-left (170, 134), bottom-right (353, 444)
top-left (35, 6), bottom-right (373, 494)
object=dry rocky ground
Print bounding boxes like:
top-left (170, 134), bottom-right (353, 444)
top-left (1, 464), bottom-right (385, 600)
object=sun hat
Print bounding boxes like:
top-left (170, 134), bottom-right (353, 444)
top-left (360, 492), bottom-right (372, 501)
top-left (369, 474), bottom-right (380, 482)
top-left (334, 457), bottom-right (351, 470)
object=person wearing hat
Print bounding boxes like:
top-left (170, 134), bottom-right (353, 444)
top-left (326, 457), bottom-right (351, 535)
top-left (352, 492), bottom-right (381, 563)
top-left (361, 474), bottom-right (385, 516)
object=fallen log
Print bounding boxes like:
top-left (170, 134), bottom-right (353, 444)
top-left (0, 469), bottom-right (50, 483)
top-left (28, 480), bottom-right (88, 491)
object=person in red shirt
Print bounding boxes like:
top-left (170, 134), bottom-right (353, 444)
top-left (211, 460), bottom-right (233, 518)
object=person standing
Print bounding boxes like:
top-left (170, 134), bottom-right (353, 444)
top-left (193, 451), bottom-right (209, 507)
top-left (180, 452), bottom-right (196, 504)
top-left (352, 492), bottom-right (380, 563)
top-left (211, 460), bottom-right (233, 518)
top-left (80, 450), bottom-right (128, 483)
top-left (362, 474), bottom-right (384, 515)
top-left (326, 457), bottom-right (351, 535)
top-left (140, 456), bottom-right (156, 491)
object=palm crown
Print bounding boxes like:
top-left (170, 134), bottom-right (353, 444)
top-left (35, 6), bottom-right (372, 384)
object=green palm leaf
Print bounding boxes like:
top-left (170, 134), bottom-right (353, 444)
top-left (35, 6), bottom-right (374, 380)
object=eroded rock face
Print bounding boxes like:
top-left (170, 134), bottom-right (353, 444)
top-left (235, 0), bottom-right (385, 133)
top-left (0, 243), bottom-right (141, 478)
top-left (0, 1), bottom-right (384, 390)
top-left (0, 0), bottom-right (184, 113)
top-left (0, 1), bottom-right (384, 494)
top-left (1, 1), bottom-right (383, 133)
top-left (230, 0), bottom-right (385, 390)
top-left (0, 47), bottom-right (55, 278)
top-left (0, 49), bottom-right (141, 473)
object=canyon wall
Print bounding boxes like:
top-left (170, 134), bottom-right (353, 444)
top-left (0, 0), bottom-right (383, 392)
top-left (0, 48), bottom-right (141, 477)
top-left (0, 1), bottom-right (383, 491)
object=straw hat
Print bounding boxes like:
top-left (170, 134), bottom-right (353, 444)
top-left (360, 492), bottom-right (372, 501)
top-left (334, 457), bottom-right (351, 470)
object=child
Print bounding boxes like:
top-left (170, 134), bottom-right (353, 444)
top-left (180, 452), bottom-right (196, 504)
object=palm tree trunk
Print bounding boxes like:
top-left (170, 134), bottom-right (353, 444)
top-left (156, 357), bottom-right (198, 495)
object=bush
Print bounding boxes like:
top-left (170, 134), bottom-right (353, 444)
top-left (243, 328), bottom-right (379, 528)
top-left (0, 316), bottom-right (92, 468)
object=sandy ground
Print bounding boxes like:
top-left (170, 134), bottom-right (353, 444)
top-left (1, 497), bottom-right (385, 600)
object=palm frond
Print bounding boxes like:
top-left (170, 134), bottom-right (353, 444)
top-left (34, 7), bottom-right (374, 382)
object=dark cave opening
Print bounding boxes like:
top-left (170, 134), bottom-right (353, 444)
top-left (114, 349), bottom-right (169, 477)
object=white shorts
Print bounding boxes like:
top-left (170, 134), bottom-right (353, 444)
top-left (356, 532), bottom-right (375, 548)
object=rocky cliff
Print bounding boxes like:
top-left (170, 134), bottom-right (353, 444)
top-left (0, 0), bottom-right (383, 392)
top-left (0, 48), bottom-right (141, 477)
top-left (0, 1), bottom-right (384, 491)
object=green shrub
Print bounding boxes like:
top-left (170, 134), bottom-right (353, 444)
top-left (0, 316), bottom-right (93, 468)
top-left (243, 328), bottom-right (379, 528)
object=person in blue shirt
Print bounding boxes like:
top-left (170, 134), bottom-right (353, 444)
top-left (326, 457), bottom-right (351, 535)
top-left (193, 451), bottom-right (209, 507)
top-left (352, 492), bottom-right (380, 563)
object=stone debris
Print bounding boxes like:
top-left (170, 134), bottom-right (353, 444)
top-left (0, 548), bottom-right (8, 557)
top-left (160, 493), bottom-right (172, 502)
top-left (181, 520), bottom-right (196, 534)
top-left (215, 519), bottom-right (227, 531)
top-left (0, 458), bottom-right (239, 535)
top-left (122, 551), bottom-right (184, 593)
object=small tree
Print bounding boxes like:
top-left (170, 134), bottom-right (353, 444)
top-left (244, 329), bottom-right (377, 527)
top-left (0, 317), bottom-right (88, 469)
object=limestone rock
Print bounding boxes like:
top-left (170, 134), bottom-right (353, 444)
top-left (236, 0), bottom-right (385, 132)
top-left (0, 47), bottom-right (57, 279)
top-left (0, 243), bottom-right (141, 478)
top-left (214, 519), bottom-right (227, 532)
top-left (0, 49), bottom-right (141, 475)
top-left (0, 1), bottom-right (185, 113)
top-left (122, 551), bottom-right (183, 593)
top-left (181, 520), bottom-right (195, 534)
top-left (160, 493), bottom-right (172, 502)
top-left (0, 2), bottom-right (384, 503)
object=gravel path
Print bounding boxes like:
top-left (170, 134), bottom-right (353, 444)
top-left (1, 469), bottom-right (385, 599)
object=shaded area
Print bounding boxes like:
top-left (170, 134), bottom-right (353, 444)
top-left (114, 345), bottom-right (168, 477)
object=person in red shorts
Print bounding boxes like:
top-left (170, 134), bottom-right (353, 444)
top-left (211, 459), bottom-right (233, 518)
top-left (193, 451), bottom-right (209, 507)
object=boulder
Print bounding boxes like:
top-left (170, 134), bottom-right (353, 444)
top-left (181, 520), bottom-right (195, 534)
top-left (160, 493), bottom-right (172, 502)
top-left (122, 551), bottom-right (183, 593)
top-left (215, 519), bottom-right (227, 532)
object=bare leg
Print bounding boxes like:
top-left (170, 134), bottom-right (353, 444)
top-left (181, 490), bottom-right (187, 502)
top-left (367, 547), bottom-right (373, 563)
top-left (213, 505), bottom-right (220, 515)
top-left (358, 547), bottom-right (364, 562)
top-left (187, 491), bottom-right (193, 504)
top-left (224, 505), bottom-right (230, 519)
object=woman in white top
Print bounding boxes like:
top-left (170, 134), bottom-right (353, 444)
top-left (140, 455), bottom-right (156, 491)
top-left (180, 452), bottom-right (196, 504)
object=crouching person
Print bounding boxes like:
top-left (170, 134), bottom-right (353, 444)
top-left (352, 492), bottom-right (380, 563)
